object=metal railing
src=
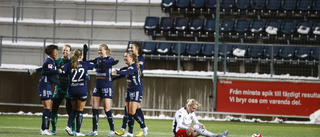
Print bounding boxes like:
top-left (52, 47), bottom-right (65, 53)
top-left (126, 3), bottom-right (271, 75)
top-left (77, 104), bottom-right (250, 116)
top-left (0, 6), bottom-right (15, 42)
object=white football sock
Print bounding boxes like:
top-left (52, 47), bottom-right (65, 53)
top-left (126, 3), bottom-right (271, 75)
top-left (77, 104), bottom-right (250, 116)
top-left (193, 125), bottom-right (220, 137)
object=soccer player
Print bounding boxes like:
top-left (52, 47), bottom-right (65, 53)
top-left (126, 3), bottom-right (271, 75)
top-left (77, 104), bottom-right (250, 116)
top-left (37, 44), bottom-right (66, 135)
top-left (172, 99), bottom-right (229, 137)
top-left (60, 49), bottom-right (95, 136)
top-left (85, 44), bottom-right (118, 137)
top-left (29, 45), bottom-right (76, 135)
top-left (114, 41), bottom-right (146, 136)
top-left (113, 51), bottom-right (148, 137)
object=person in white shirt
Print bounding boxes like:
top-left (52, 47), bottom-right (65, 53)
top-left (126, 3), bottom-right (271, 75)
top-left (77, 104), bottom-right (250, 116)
top-left (172, 99), bottom-right (228, 137)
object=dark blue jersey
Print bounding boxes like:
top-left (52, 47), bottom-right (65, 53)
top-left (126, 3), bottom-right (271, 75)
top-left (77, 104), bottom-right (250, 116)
top-left (117, 63), bottom-right (141, 92)
top-left (38, 57), bottom-right (60, 91)
top-left (89, 56), bottom-right (114, 88)
top-left (60, 61), bottom-right (95, 95)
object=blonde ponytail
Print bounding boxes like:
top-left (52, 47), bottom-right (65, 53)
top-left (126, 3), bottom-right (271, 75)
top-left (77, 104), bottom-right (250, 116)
top-left (100, 44), bottom-right (111, 56)
top-left (127, 51), bottom-right (141, 77)
top-left (71, 49), bottom-right (83, 70)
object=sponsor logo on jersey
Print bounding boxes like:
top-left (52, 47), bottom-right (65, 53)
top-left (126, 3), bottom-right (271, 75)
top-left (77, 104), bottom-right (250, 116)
top-left (48, 64), bottom-right (53, 69)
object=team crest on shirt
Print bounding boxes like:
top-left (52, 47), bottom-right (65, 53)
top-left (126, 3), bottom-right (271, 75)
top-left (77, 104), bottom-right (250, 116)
top-left (48, 64), bottom-right (53, 69)
top-left (190, 116), bottom-right (193, 120)
top-left (130, 92), bottom-right (135, 98)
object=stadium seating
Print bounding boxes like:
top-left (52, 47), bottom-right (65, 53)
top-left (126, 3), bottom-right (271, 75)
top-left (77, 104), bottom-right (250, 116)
top-left (266, 0), bottom-right (281, 16)
top-left (161, 0), bottom-right (175, 13)
top-left (220, 19), bottom-right (234, 39)
top-left (203, 18), bottom-right (216, 37)
top-left (156, 42), bottom-right (172, 55)
top-left (202, 44), bottom-right (215, 56)
top-left (264, 46), bottom-right (281, 59)
top-left (264, 20), bottom-right (282, 40)
top-left (218, 44), bottom-right (234, 57)
top-left (144, 16), bottom-right (159, 36)
top-left (295, 47), bottom-right (312, 60)
top-left (248, 19), bottom-right (265, 39)
top-left (278, 46), bottom-right (296, 60)
top-left (205, 0), bottom-right (216, 13)
top-left (186, 43), bottom-right (203, 56)
top-left (248, 45), bottom-right (264, 58)
top-left (233, 45), bottom-right (249, 58)
top-left (191, 0), bottom-right (206, 14)
top-left (176, 0), bottom-right (190, 14)
top-left (311, 47), bottom-right (320, 61)
top-left (189, 18), bottom-right (204, 37)
top-left (234, 19), bottom-right (250, 39)
top-left (280, 21), bottom-right (297, 40)
top-left (174, 18), bottom-right (189, 37)
top-left (159, 17), bottom-right (174, 37)
top-left (142, 42), bottom-right (157, 55)
top-left (171, 43), bottom-right (187, 55)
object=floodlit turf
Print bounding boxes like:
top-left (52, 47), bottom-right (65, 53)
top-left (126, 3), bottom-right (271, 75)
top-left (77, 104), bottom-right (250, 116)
top-left (0, 114), bottom-right (319, 137)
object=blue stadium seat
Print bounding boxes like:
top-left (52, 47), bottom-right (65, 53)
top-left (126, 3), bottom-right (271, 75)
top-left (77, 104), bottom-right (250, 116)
top-left (297, 0), bottom-right (312, 11)
top-left (156, 42), bottom-right (172, 55)
top-left (221, 0), bottom-right (234, 9)
top-left (314, 0), bottom-right (320, 12)
top-left (251, 0), bottom-right (265, 10)
top-left (281, 0), bottom-right (296, 11)
top-left (279, 46), bottom-right (296, 59)
top-left (189, 18), bottom-right (204, 37)
top-left (266, 0), bottom-right (281, 10)
top-left (186, 43), bottom-right (202, 56)
top-left (203, 18), bottom-right (216, 37)
top-left (220, 19), bottom-right (234, 32)
top-left (144, 17), bottom-right (159, 36)
top-left (296, 21), bottom-right (312, 35)
top-left (159, 17), bottom-right (174, 36)
top-left (161, 0), bottom-right (175, 13)
top-left (265, 20), bottom-right (282, 35)
top-left (172, 43), bottom-right (187, 55)
top-left (235, 0), bottom-right (250, 9)
top-left (280, 21), bottom-right (297, 40)
top-left (218, 44), bottom-right (234, 57)
top-left (174, 18), bottom-right (189, 37)
top-left (176, 0), bottom-right (190, 13)
top-left (313, 21), bottom-right (320, 35)
top-left (142, 42), bottom-right (157, 55)
top-left (205, 0), bottom-right (216, 13)
top-left (191, 0), bottom-right (205, 14)
top-left (248, 45), bottom-right (264, 58)
top-left (234, 19), bottom-right (250, 36)
top-left (250, 19), bottom-right (265, 33)
top-left (220, 19), bottom-right (234, 39)
top-left (221, 0), bottom-right (234, 14)
top-left (232, 45), bottom-right (249, 57)
top-left (202, 44), bottom-right (215, 56)
top-left (312, 47), bottom-right (320, 61)
top-left (264, 46), bottom-right (281, 59)
top-left (296, 47), bottom-right (312, 59)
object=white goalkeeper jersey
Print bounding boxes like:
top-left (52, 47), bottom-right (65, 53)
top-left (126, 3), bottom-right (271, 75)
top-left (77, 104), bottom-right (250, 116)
top-left (172, 107), bottom-right (202, 135)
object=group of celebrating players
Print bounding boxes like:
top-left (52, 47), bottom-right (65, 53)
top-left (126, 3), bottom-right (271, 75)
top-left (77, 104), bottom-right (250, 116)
top-left (30, 42), bottom-right (228, 137)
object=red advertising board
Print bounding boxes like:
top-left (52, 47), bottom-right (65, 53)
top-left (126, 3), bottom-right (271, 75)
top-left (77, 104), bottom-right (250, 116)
top-left (216, 79), bottom-right (320, 116)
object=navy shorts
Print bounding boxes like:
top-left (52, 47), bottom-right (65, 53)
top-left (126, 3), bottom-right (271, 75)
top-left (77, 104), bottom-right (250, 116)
top-left (125, 90), bottom-right (142, 103)
top-left (69, 94), bottom-right (88, 101)
top-left (92, 87), bottom-right (113, 99)
top-left (38, 89), bottom-right (53, 101)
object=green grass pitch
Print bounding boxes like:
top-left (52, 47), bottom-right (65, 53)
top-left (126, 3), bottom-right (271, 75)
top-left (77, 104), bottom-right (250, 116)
top-left (0, 114), bottom-right (319, 137)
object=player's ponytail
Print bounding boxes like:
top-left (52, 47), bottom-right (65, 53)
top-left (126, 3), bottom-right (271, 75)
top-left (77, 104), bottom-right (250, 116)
top-left (186, 99), bottom-right (200, 107)
top-left (127, 51), bottom-right (141, 77)
top-left (132, 52), bottom-right (141, 78)
top-left (71, 49), bottom-right (83, 70)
